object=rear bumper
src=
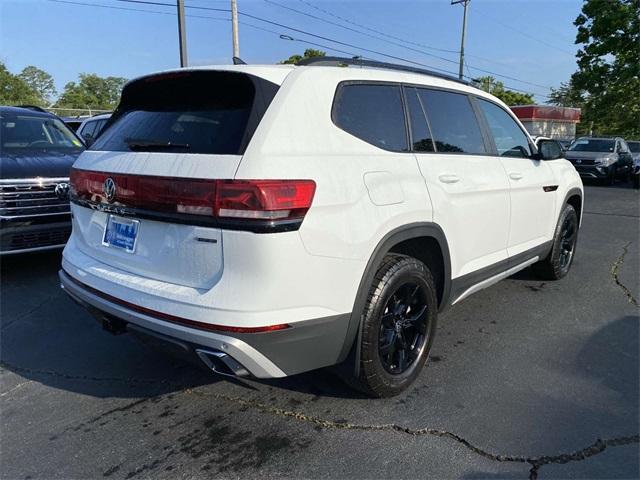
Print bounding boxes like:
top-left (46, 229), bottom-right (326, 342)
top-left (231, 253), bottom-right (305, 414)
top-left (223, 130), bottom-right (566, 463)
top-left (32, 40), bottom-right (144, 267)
top-left (59, 269), bottom-right (350, 378)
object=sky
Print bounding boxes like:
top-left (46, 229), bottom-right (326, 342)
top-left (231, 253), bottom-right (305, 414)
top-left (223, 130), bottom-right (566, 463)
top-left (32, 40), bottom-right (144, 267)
top-left (0, 0), bottom-right (584, 103)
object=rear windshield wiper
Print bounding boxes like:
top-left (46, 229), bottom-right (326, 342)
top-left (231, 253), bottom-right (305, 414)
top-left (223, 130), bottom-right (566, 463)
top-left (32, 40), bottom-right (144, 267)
top-left (125, 138), bottom-right (191, 151)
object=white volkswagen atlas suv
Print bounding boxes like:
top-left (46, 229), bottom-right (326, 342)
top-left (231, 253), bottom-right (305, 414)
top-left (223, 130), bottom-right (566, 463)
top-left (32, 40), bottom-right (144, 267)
top-left (60, 58), bottom-right (583, 397)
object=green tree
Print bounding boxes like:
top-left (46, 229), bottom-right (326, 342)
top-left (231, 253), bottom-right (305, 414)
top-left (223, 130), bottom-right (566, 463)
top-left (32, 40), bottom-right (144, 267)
top-left (18, 66), bottom-right (57, 105)
top-left (0, 62), bottom-right (41, 105)
top-left (474, 76), bottom-right (535, 106)
top-left (55, 73), bottom-right (127, 110)
top-left (546, 80), bottom-right (584, 108)
top-left (571, 0), bottom-right (640, 137)
top-left (281, 48), bottom-right (326, 65)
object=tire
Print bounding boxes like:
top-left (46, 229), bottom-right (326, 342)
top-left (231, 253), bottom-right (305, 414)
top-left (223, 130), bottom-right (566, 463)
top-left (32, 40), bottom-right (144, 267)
top-left (533, 204), bottom-right (579, 280)
top-left (607, 168), bottom-right (616, 185)
top-left (348, 254), bottom-right (438, 398)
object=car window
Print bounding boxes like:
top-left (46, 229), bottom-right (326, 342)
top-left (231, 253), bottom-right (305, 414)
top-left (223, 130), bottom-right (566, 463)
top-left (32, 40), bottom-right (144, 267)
top-left (568, 139), bottom-right (615, 152)
top-left (628, 142), bottom-right (640, 153)
top-left (416, 89), bottom-right (486, 154)
top-left (92, 71), bottom-right (276, 155)
top-left (0, 113), bottom-right (83, 152)
top-left (80, 120), bottom-right (97, 138)
top-left (404, 87), bottom-right (435, 152)
top-left (333, 83), bottom-right (408, 151)
top-left (477, 99), bottom-right (532, 158)
top-left (94, 119), bottom-right (107, 136)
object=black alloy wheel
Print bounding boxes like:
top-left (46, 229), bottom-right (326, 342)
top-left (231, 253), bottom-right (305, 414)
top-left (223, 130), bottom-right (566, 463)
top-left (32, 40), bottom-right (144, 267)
top-left (378, 282), bottom-right (429, 374)
top-left (558, 213), bottom-right (577, 271)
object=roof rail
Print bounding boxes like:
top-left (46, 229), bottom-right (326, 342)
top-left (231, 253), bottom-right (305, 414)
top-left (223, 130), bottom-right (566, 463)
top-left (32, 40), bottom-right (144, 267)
top-left (15, 105), bottom-right (48, 113)
top-left (296, 56), bottom-right (470, 86)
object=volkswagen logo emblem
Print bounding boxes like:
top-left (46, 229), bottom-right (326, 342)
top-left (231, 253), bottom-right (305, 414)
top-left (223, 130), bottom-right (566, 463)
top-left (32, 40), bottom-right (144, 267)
top-left (54, 182), bottom-right (70, 200)
top-left (103, 177), bottom-right (117, 202)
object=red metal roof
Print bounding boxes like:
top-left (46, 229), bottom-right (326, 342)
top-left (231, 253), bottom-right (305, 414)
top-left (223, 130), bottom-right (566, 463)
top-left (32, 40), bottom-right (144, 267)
top-left (511, 105), bottom-right (581, 122)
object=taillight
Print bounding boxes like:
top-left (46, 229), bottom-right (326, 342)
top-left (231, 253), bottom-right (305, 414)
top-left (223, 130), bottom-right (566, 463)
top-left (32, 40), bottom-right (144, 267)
top-left (216, 180), bottom-right (316, 220)
top-left (70, 168), bottom-right (316, 232)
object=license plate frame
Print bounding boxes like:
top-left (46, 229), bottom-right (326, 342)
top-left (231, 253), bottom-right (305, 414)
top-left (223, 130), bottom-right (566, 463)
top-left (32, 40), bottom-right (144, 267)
top-left (102, 215), bottom-right (140, 254)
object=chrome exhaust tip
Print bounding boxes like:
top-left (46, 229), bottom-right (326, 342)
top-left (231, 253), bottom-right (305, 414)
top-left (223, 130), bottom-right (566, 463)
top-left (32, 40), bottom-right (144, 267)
top-left (195, 348), bottom-right (250, 378)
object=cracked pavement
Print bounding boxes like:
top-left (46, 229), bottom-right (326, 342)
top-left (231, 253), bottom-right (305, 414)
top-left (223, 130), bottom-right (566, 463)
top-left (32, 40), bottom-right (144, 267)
top-left (1, 185), bottom-right (639, 479)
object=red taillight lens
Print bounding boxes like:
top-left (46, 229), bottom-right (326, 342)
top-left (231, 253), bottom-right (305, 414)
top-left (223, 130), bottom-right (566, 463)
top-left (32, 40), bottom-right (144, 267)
top-left (70, 169), bottom-right (316, 229)
top-left (215, 180), bottom-right (316, 220)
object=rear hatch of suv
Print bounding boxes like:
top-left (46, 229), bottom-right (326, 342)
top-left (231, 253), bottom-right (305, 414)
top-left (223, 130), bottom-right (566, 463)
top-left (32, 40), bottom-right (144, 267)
top-left (69, 69), bottom-right (285, 289)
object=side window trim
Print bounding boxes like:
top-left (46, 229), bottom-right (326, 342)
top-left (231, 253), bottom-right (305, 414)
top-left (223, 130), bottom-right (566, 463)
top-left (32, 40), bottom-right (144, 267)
top-left (331, 80), bottom-right (410, 153)
top-left (402, 85), bottom-right (437, 153)
top-left (468, 94), bottom-right (498, 156)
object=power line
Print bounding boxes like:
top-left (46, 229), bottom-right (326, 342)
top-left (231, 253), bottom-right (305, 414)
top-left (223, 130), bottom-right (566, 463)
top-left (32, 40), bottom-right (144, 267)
top-left (472, 5), bottom-right (576, 57)
top-left (47, 0), bottom-right (552, 98)
top-left (47, 0), bottom-right (228, 19)
top-left (265, 0), bottom-right (553, 91)
top-left (295, 0), bottom-right (517, 70)
top-left (296, 0), bottom-right (459, 55)
top-left (111, 0), bottom-right (555, 91)
top-left (264, 0), bottom-right (464, 61)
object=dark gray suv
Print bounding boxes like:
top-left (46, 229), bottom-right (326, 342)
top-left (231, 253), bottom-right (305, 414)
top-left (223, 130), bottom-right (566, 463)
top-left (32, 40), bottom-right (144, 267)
top-left (564, 136), bottom-right (634, 184)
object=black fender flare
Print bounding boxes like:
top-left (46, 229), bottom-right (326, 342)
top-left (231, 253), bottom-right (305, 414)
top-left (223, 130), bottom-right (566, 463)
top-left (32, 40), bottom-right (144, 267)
top-left (336, 222), bottom-right (451, 364)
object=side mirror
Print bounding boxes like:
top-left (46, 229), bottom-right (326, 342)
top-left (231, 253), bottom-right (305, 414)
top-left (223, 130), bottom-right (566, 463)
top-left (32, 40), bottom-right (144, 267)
top-left (537, 139), bottom-right (563, 160)
top-left (82, 133), bottom-right (94, 147)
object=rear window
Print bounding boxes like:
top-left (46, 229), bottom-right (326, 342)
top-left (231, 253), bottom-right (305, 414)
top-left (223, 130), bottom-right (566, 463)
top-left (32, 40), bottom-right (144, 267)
top-left (627, 141), bottom-right (640, 153)
top-left (91, 71), bottom-right (278, 155)
top-left (332, 83), bottom-right (408, 152)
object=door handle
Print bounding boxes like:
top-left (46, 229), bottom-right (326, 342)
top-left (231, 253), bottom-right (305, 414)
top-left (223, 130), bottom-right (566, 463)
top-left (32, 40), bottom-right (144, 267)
top-left (509, 172), bottom-right (524, 180)
top-left (438, 174), bottom-right (460, 184)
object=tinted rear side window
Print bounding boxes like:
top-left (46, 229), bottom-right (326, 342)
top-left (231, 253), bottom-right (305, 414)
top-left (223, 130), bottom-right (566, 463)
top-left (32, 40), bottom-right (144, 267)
top-left (477, 99), bottom-right (532, 158)
top-left (333, 83), bottom-right (408, 151)
top-left (405, 87), bottom-right (435, 152)
top-left (92, 71), bottom-right (278, 155)
top-left (417, 89), bottom-right (486, 154)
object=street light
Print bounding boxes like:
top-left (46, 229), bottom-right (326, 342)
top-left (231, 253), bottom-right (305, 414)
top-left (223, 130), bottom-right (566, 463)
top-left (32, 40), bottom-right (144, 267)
top-left (451, 0), bottom-right (470, 80)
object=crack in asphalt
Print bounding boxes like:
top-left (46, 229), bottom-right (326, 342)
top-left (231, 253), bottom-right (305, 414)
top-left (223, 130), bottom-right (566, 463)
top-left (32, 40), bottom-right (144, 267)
top-left (611, 242), bottom-right (639, 307)
top-left (0, 295), bottom-right (56, 331)
top-left (2, 361), bottom-right (638, 479)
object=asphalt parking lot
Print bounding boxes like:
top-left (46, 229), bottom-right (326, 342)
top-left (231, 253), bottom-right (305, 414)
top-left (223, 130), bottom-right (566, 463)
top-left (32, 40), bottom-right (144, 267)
top-left (1, 184), bottom-right (638, 480)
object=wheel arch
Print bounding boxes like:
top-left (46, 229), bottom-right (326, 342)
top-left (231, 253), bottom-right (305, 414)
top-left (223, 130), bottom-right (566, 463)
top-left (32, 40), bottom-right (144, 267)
top-left (336, 223), bottom-right (451, 364)
top-left (563, 187), bottom-right (583, 226)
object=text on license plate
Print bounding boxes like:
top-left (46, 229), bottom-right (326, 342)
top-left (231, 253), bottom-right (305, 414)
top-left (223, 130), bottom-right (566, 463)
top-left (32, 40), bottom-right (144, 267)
top-left (102, 215), bottom-right (139, 253)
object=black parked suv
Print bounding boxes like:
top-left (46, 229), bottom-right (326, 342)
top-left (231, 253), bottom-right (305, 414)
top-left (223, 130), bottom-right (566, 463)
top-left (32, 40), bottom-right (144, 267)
top-left (564, 136), bottom-right (634, 184)
top-left (0, 106), bottom-right (84, 254)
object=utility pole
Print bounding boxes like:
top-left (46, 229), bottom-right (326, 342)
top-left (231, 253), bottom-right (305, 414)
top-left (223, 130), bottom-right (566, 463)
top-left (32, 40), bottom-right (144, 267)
top-left (177, 0), bottom-right (188, 67)
top-left (451, 0), bottom-right (470, 80)
top-left (231, 0), bottom-right (240, 59)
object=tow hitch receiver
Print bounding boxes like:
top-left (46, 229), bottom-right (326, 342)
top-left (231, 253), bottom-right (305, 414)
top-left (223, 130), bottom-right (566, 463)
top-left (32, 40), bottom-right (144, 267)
top-left (102, 315), bottom-right (127, 335)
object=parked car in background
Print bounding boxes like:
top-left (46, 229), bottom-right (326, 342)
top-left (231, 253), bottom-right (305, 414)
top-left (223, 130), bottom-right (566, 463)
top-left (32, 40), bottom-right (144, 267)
top-left (0, 106), bottom-right (84, 254)
top-left (59, 59), bottom-right (582, 397)
top-left (77, 113), bottom-right (112, 147)
top-left (564, 136), bottom-right (633, 184)
top-left (61, 116), bottom-right (89, 132)
top-left (628, 140), bottom-right (640, 189)
top-left (558, 139), bottom-right (573, 151)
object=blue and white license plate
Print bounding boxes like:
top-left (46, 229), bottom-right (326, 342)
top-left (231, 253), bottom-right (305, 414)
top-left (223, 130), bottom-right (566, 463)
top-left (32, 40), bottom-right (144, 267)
top-left (102, 215), bottom-right (139, 253)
